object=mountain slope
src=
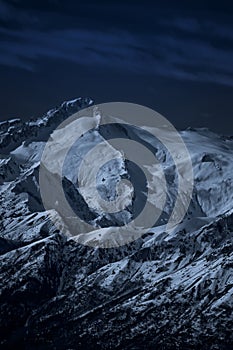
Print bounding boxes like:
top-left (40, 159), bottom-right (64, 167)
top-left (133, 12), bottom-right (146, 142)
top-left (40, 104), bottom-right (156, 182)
top-left (0, 98), bottom-right (233, 349)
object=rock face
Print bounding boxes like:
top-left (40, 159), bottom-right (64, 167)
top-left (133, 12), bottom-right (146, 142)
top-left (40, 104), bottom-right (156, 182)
top-left (0, 98), bottom-right (233, 349)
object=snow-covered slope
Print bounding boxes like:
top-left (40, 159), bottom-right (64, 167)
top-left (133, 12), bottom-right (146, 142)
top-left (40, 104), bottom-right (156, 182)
top-left (0, 98), bottom-right (233, 349)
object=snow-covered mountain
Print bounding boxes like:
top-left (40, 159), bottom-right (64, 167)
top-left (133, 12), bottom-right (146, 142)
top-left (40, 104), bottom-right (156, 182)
top-left (0, 98), bottom-right (233, 349)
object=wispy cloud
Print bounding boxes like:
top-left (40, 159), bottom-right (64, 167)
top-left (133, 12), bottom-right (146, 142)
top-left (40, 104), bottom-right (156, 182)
top-left (0, 7), bottom-right (233, 87)
top-left (0, 0), bottom-right (38, 25)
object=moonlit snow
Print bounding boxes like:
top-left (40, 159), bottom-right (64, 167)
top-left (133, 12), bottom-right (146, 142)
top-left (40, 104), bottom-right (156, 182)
top-left (0, 98), bottom-right (233, 349)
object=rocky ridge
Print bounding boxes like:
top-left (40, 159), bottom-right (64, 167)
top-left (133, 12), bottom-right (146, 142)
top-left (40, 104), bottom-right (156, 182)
top-left (0, 98), bottom-right (233, 349)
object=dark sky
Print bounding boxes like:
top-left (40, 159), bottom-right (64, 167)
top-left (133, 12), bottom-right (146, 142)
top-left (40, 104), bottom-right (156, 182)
top-left (0, 0), bottom-right (233, 134)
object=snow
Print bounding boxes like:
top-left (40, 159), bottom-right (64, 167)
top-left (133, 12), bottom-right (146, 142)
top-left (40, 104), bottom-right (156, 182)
top-left (0, 99), bottom-right (233, 348)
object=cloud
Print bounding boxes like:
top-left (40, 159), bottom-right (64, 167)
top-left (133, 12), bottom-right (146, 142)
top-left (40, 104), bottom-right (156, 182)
top-left (0, 1), bottom-right (13, 21)
top-left (0, 0), bottom-right (39, 26)
top-left (159, 16), bottom-right (233, 41)
top-left (0, 9), bottom-right (233, 87)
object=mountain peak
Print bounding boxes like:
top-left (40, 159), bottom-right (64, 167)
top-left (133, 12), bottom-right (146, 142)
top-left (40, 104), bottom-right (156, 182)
top-left (0, 99), bottom-right (233, 349)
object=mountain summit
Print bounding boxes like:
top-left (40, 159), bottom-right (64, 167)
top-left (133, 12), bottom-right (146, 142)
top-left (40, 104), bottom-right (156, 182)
top-left (0, 98), bottom-right (233, 349)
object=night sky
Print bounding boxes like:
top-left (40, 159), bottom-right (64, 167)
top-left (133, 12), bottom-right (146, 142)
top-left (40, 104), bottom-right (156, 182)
top-left (0, 0), bottom-right (233, 134)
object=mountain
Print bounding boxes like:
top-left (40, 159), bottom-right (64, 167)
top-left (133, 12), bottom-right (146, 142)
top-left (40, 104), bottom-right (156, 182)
top-left (0, 98), bottom-right (233, 349)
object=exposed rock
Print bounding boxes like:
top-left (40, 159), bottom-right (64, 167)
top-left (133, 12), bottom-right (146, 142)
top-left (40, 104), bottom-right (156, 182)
top-left (0, 98), bottom-right (233, 349)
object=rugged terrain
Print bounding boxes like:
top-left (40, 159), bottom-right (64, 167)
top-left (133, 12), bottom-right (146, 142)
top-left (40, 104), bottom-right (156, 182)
top-left (0, 98), bottom-right (233, 349)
